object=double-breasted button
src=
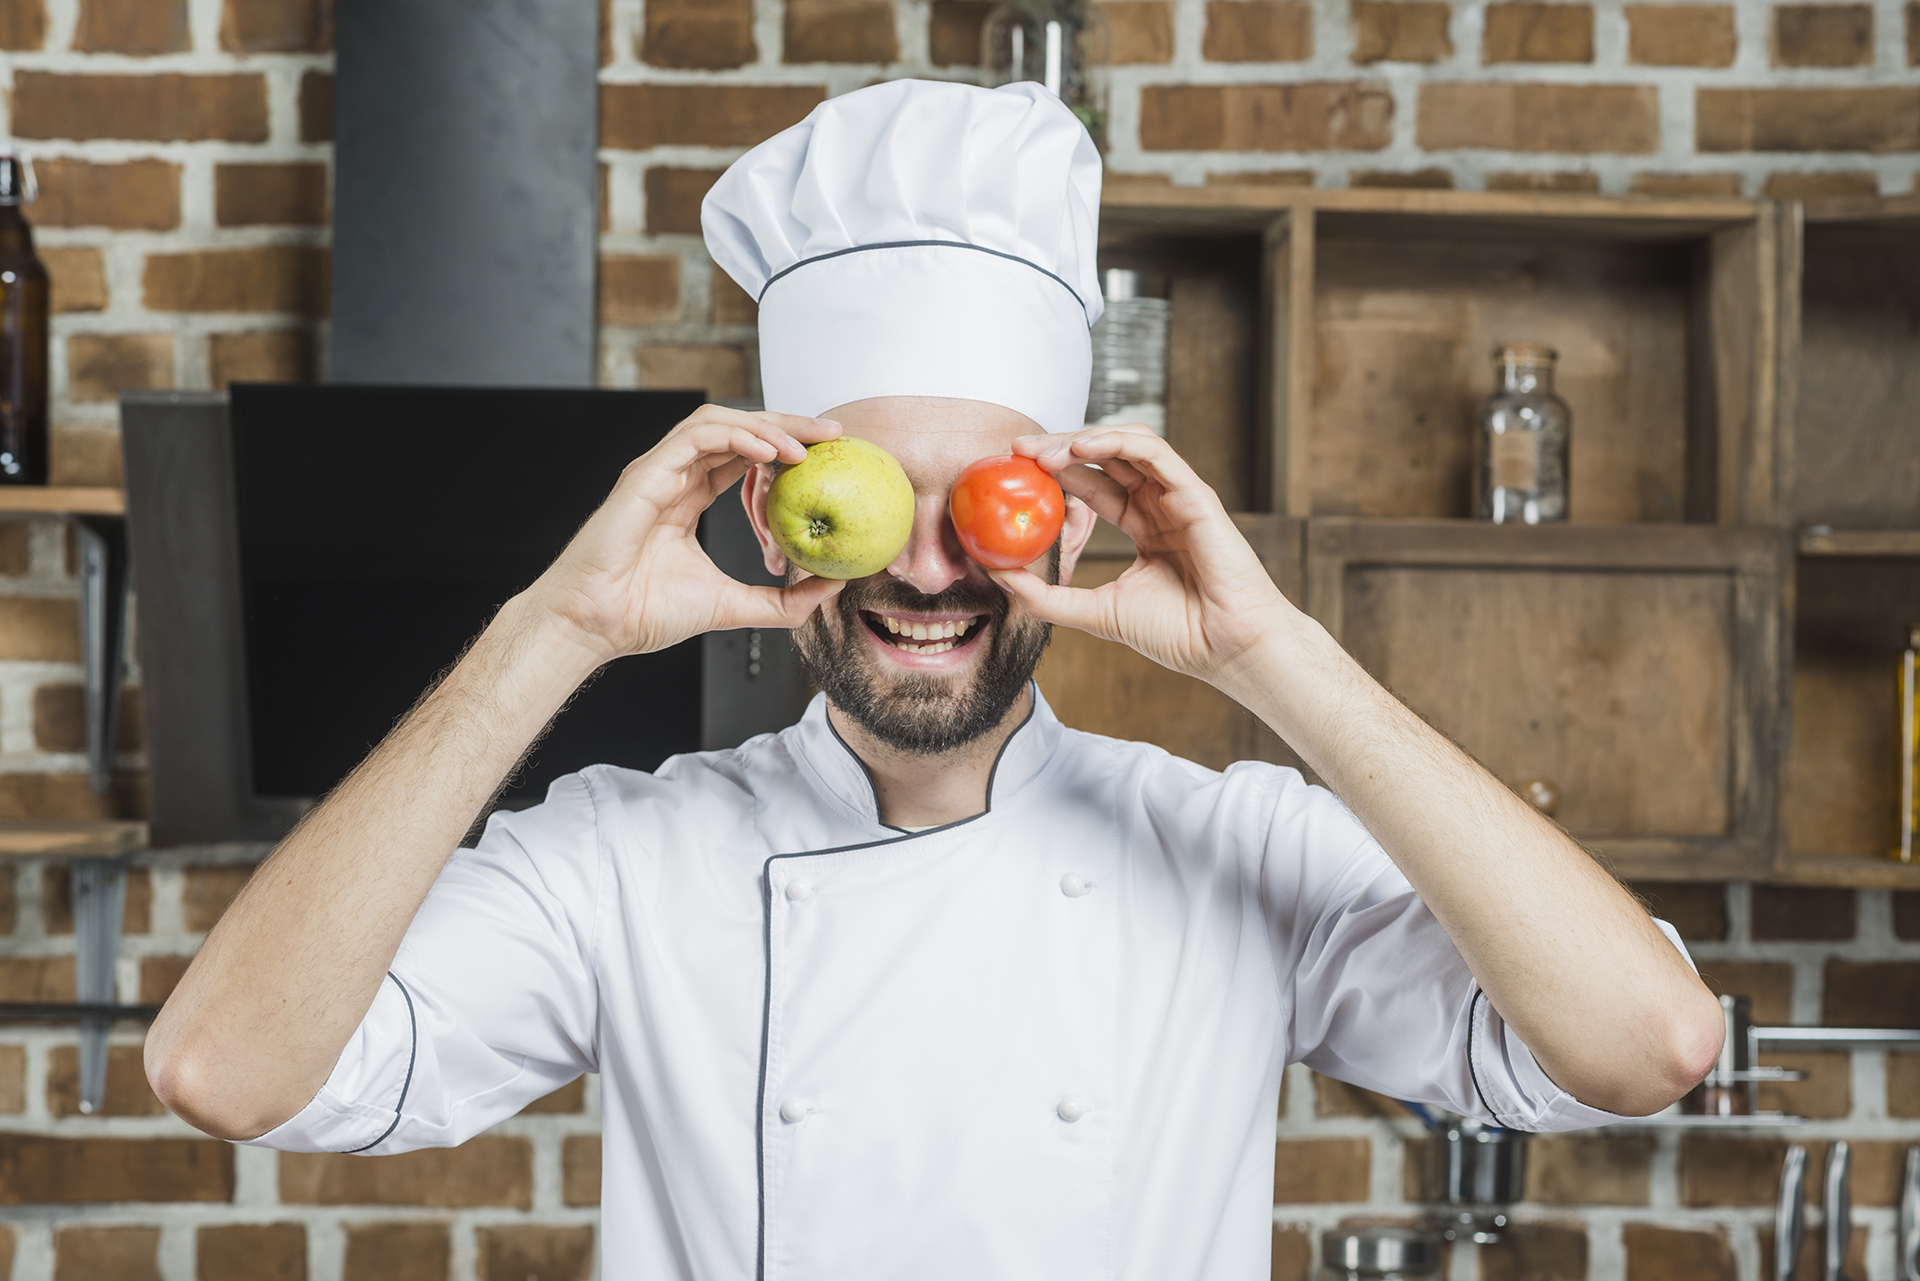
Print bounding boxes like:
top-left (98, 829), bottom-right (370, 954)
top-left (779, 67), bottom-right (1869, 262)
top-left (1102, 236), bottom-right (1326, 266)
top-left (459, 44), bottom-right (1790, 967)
top-left (1059, 873), bottom-right (1093, 898)
top-left (779, 1097), bottom-right (810, 1123)
top-left (785, 878), bottom-right (815, 902)
top-left (1056, 1096), bottom-right (1090, 1123)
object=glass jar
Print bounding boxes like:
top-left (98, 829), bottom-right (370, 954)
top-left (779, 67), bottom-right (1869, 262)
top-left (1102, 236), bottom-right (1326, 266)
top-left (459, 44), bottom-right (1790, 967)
top-left (981, 0), bottom-right (1110, 144)
top-left (1318, 1227), bottom-right (1441, 1280)
top-left (1474, 343), bottom-right (1569, 524)
top-left (1085, 268), bottom-right (1168, 435)
top-left (0, 154), bottom-right (48, 485)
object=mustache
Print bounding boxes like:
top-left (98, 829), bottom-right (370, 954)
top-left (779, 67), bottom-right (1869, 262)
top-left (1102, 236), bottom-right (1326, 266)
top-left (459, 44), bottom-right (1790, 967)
top-left (834, 576), bottom-right (1008, 620)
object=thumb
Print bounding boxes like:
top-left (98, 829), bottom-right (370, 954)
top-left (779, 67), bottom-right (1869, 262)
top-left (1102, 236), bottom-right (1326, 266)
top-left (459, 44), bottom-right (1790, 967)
top-left (990, 568), bottom-right (1116, 641)
top-left (716, 575), bottom-right (845, 631)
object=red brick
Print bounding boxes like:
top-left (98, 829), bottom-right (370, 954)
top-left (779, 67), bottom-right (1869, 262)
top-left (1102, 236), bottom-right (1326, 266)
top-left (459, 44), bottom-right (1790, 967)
top-left (1272, 1226), bottom-right (1311, 1281)
top-left (1911, 0), bottom-right (1919, 64)
top-left (143, 247), bottom-right (329, 315)
top-left (1313, 1073), bottom-right (1404, 1117)
top-left (184, 864), bottom-right (258, 932)
top-left (521, 1076), bottom-right (586, 1115)
top-left (1760, 1224), bottom-right (1867, 1281)
top-left (343, 1222), bottom-right (446, 1281)
top-left (43, 247), bottom-right (107, 314)
top-left (44, 862), bottom-right (151, 933)
top-left (13, 73), bottom-right (269, 143)
top-left (1206, 168), bottom-right (1314, 185)
top-left (221, 0), bottom-right (332, 52)
top-left (197, 1222), bottom-right (307, 1281)
top-left (0, 522), bottom-right (26, 575)
top-left (1352, 1), bottom-right (1452, 61)
top-left (0, 866), bottom-right (13, 933)
top-left (33, 159), bottom-right (180, 230)
top-left (139, 955), bottom-right (193, 1005)
top-left (1698, 87), bottom-right (1920, 152)
top-left (1483, 2), bottom-right (1593, 61)
top-left (1629, 880), bottom-right (1726, 940)
top-left (1482, 1222), bottom-right (1586, 1281)
top-left (0, 957), bottom-right (73, 1002)
top-left (1274, 1137), bottom-right (1369, 1203)
top-left (598, 255), bottom-right (680, 326)
top-left (1486, 170), bottom-right (1598, 191)
top-left (51, 426), bottom-right (123, 486)
top-left (1897, 890), bottom-right (1920, 939)
top-left (1677, 1136), bottom-right (1902, 1207)
top-left (477, 1225), bottom-right (593, 1281)
top-left (48, 1044), bottom-right (166, 1117)
top-left (209, 330), bottom-right (317, 387)
top-left (0, 0), bottom-right (45, 48)
top-left (712, 265), bottom-right (758, 325)
top-left (641, 0), bottom-right (755, 69)
top-left (643, 168), bottom-right (722, 237)
top-left (562, 1135), bottom-right (600, 1206)
top-left (1763, 171), bottom-right (1879, 199)
top-left (1891, 1052), bottom-right (1920, 1117)
top-left (785, 0), bottom-right (898, 63)
top-left (68, 333), bottom-right (174, 403)
top-left (0, 1044), bottom-right (23, 1112)
top-left (0, 1137), bottom-right (232, 1202)
top-left (1758, 1050), bottom-right (1850, 1119)
top-left (1697, 959), bottom-right (1793, 1023)
top-left (279, 1137), bottom-right (533, 1207)
top-left (1203, 1), bottom-right (1312, 60)
top-left (0, 596), bottom-right (80, 661)
top-left (1625, 4), bottom-right (1735, 65)
top-left (1751, 885), bottom-right (1855, 940)
top-left (75, 0), bottom-right (187, 52)
top-left (1526, 1131), bottom-right (1654, 1204)
top-left (215, 163), bottom-right (329, 227)
top-left (1773, 3), bottom-right (1872, 66)
top-left (0, 773), bottom-right (145, 821)
top-left (1630, 170), bottom-right (1743, 196)
top-left (1140, 83), bottom-right (1393, 151)
top-left (1418, 83), bottom-right (1658, 152)
top-left (54, 1226), bottom-right (160, 1281)
top-left (1622, 1224), bottom-right (1734, 1280)
top-left (601, 84), bottom-right (825, 150)
top-left (1101, 1), bottom-right (1175, 62)
top-left (1825, 959), bottom-right (1920, 1027)
top-left (930, 1), bottom-right (992, 64)
top-left (299, 71), bottom-right (332, 143)
top-left (33, 682), bottom-right (142, 755)
top-left (636, 345), bottom-right (750, 399)
top-left (1352, 167), bottom-right (1453, 187)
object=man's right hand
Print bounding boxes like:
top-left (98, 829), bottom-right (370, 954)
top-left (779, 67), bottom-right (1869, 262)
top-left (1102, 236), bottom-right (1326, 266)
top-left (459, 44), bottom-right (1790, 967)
top-left (524, 404), bottom-right (846, 663)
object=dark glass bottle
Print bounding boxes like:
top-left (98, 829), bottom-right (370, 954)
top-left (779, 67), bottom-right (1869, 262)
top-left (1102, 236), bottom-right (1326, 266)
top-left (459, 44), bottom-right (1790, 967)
top-left (0, 155), bottom-right (49, 485)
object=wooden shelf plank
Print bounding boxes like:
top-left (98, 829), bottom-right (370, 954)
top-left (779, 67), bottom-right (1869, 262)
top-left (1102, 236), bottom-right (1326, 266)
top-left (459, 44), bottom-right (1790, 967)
top-left (0, 820), bottom-right (148, 858)
top-left (0, 487), bottom-right (125, 516)
top-left (1774, 858), bottom-right (1920, 890)
top-left (1798, 528), bottom-right (1920, 557)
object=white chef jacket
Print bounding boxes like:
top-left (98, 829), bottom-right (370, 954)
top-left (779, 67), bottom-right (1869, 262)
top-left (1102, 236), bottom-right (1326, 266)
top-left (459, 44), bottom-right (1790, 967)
top-left (249, 686), bottom-right (1672, 1280)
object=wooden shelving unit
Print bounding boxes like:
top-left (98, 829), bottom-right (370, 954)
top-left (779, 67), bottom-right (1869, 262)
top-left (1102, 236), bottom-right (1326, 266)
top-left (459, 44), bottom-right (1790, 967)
top-left (0, 820), bottom-right (149, 858)
top-left (0, 487), bottom-right (124, 516)
top-left (1039, 185), bottom-right (1920, 887)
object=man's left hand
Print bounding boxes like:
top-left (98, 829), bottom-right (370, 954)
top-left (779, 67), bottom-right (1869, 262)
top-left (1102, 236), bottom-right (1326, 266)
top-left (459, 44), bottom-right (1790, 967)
top-left (992, 426), bottom-right (1290, 686)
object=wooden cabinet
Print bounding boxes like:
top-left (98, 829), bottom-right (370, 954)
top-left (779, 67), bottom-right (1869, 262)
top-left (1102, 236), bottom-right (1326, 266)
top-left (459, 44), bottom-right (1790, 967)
top-left (1041, 185), bottom-right (1919, 885)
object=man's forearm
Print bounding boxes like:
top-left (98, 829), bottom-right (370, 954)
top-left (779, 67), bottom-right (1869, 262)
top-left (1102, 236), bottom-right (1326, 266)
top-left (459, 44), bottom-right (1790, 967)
top-left (1213, 603), bottom-right (1722, 1116)
top-left (146, 595), bottom-right (607, 1140)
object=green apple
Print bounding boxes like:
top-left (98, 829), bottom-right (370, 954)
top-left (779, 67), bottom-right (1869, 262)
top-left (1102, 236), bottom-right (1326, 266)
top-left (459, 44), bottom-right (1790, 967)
top-left (765, 437), bottom-right (916, 580)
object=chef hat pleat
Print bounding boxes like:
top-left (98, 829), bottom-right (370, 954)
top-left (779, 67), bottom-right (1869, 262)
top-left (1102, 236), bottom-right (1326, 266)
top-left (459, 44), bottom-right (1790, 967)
top-left (702, 79), bottom-right (1103, 434)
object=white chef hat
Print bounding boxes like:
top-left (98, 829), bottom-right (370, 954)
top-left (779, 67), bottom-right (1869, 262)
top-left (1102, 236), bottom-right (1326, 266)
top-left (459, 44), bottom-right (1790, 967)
top-left (702, 79), bottom-right (1103, 434)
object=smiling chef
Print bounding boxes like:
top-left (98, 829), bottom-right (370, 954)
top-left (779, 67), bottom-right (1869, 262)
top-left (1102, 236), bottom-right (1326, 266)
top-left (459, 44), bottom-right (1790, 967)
top-left (147, 79), bottom-right (1726, 1279)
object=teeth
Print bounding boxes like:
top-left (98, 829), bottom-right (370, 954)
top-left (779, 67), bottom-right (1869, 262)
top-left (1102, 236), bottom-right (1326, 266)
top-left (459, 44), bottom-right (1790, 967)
top-left (941, 621), bottom-right (956, 638)
top-left (892, 639), bottom-right (954, 655)
top-left (910, 623), bottom-right (929, 640)
top-left (956, 619), bottom-right (973, 635)
top-left (884, 616), bottom-right (901, 634)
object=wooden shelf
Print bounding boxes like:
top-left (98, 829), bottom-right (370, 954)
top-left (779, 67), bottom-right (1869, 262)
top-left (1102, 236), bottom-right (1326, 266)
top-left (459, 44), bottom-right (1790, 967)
top-left (0, 487), bottom-right (125, 516)
top-left (0, 820), bottom-right (148, 858)
top-left (1799, 528), bottom-right (1920, 557)
top-left (1771, 857), bottom-right (1920, 890)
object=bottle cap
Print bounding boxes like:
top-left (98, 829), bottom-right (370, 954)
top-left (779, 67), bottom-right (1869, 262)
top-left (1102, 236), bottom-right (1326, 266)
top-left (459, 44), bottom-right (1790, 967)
top-left (1492, 341), bottom-right (1555, 365)
top-left (0, 154), bottom-right (36, 206)
top-left (1909, 625), bottom-right (1919, 650)
top-left (1100, 268), bottom-right (1167, 301)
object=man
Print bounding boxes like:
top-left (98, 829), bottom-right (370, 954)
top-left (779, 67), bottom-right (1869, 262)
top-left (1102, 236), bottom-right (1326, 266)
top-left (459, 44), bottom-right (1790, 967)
top-left (147, 81), bottom-right (1723, 1279)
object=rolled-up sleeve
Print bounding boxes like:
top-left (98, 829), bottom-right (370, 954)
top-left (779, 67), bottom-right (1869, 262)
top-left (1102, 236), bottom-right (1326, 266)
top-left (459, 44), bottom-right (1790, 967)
top-left (1264, 778), bottom-right (1691, 1133)
top-left (243, 771), bottom-right (606, 1155)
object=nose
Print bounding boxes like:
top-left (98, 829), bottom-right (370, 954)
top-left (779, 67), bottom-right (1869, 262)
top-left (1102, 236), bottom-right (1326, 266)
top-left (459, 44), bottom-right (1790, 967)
top-left (886, 489), bottom-right (973, 597)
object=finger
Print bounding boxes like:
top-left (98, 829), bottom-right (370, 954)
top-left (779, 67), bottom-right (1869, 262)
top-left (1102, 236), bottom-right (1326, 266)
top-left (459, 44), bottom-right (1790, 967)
top-left (712, 574), bottom-right (846, 631)
top-left (1064, 430), bottom-right (1205, 492)
top-left (681, 408), bottom-right (838, 467)
top-left (1053, 461), bottom-right (1130, 525)
top-left (988, 567), bottom-right (1117, 641)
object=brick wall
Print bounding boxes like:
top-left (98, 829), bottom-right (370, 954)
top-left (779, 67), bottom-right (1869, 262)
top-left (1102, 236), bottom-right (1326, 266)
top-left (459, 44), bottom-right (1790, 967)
top-left (4, 2), bottom-right (1920, 1279)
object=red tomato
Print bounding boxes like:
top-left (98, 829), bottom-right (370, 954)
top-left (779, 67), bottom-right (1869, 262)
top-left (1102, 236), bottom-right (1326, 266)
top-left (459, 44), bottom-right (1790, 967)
top-left (947, 455), bottom-right (1066, 570)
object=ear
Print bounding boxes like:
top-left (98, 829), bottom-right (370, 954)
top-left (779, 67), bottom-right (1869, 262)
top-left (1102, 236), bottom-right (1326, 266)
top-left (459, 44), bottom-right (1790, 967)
top-left (1056, 493), bottom-right (1098, 588)
top-left (741, 464), bottom-right (789, 577)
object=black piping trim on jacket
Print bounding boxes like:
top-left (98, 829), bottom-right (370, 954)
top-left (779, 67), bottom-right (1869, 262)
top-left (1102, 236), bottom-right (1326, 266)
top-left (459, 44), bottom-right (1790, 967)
top-left (757, 239), bottom-right (1090, 319)
top-left (753, 687), bottom-right (1040, 1280)
top-left (346, 971), bottom-right (417, 1154)
top-left (1464, 987), bottom-right (1505, 1128)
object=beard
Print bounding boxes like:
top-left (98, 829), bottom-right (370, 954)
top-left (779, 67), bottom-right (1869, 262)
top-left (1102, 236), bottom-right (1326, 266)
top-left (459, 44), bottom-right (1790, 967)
top-left (790, 548), bottom-right (1058, 756)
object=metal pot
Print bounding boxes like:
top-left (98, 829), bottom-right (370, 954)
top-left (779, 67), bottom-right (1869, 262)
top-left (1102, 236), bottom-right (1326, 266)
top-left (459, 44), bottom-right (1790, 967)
top-left (1431, 1117), bottom-right (1528, 1243)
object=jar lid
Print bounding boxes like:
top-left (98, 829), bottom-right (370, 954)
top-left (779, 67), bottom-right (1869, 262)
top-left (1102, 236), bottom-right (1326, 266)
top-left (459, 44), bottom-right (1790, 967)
top-left (1320, 1228), bottom-right (1442, 1276)
top-left (1491, 341), bottom-right (1555, 365)
top-left (1100, 268), bottom-right (1167, 300)
top-left (0, 154), bottom-right (35, 206)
